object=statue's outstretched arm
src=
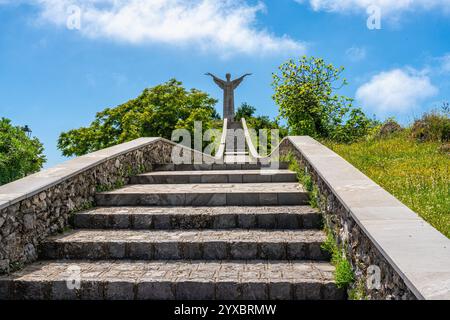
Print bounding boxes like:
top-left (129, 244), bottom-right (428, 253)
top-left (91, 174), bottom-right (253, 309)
top-left (232, 73), bottom-right (252, 88)
top-left (205, 73), bottom-right (225, 89)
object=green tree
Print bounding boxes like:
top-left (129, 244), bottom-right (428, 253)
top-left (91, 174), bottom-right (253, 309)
top-left (236, 103), bottom-right (288, 136)
top-left (58, 79), bottom-right (220, 156)
top-left (0, 118), bottom-right (46, 185)
top-left (235, 103), bottom-right (256, 120)
top-left (272, 56), bottom-right (373, 142)
top-left (235, 103), bottom-right (288, 153)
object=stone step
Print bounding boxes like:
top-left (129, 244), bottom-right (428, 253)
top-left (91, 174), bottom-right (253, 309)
top-left (40, 229), bottom-right (329, 261)
top-left (224, 155), bottom-right (253, 164)
top-left (130, 169), bottom-right (297, 184)
top-left (153, 162), bottom-right (289, 171)
top-left (95, 183), bottom-right (308, 207)
top-left (73, 206), bottom-right (322, 230)
top-left (0, 260), bottom-right (345, 300)
top-left (225, 151), bottom-right (248, 155)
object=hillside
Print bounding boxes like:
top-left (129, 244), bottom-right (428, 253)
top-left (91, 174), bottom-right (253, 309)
top-left (325, 131), bottom-right (450, 238)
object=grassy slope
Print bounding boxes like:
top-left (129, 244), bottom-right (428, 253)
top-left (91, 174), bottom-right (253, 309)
top-left (324, 131), bottom-right (450, 238)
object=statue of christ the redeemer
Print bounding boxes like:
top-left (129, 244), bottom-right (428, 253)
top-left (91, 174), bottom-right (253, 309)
top-left (205, 72), bottom-right (251, 121)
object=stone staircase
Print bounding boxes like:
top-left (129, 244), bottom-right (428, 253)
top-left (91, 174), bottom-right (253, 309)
top-left (0, 162), bottom-right (345, 300)
top-left (224, 121), bottom-right (250, 163)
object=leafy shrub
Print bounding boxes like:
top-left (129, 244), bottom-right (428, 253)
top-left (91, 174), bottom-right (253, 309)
top-left (411, 110), bottom-right (450, 143)
top-left (378, 119), bottom-right (403, 138)
top-left (0, 118), bottom-right (46, 185)
top-left (272, 56), bottom-right (375, 143)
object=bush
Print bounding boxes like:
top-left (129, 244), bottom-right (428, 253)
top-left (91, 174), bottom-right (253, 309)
top-left (411, 110), bottom-right (450, 143)
top-left (378, 119), bottom-right (403, 138)
top-left (0, 118), bottom-right (46, 185)
top-left (272, 56), bottom-right (375, 143)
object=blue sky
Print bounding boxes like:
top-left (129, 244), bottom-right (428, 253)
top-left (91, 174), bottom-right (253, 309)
top-left (1, 0), bottom-right (450, 167)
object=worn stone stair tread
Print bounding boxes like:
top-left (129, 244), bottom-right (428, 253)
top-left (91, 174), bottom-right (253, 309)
top-left (153, 162), bottom-right (290, 171)
top-left (130, 169), bottom-right (297, 184)
top-left (0, 260), bottom-right (345, 300)
top-left (76, 205), bottom-right (318, 216)
top-left (95, 183), bottom-right (308, 206)
top-left (98, 182), bottom-right (304, 194)
top-left (73, 205), bottom-right (322, 230)
top-left (224, 155), bottom-right (252, 163)
top-left (40, 229), bottom-right (328, 260)
top-left (134, 169), bottom-right (295, 176)
top-left (44, 229), bottom-right (326, 243)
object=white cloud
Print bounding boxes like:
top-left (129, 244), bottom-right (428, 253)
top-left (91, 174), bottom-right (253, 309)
top-left (345, 46), bottom-right (366, 62)
top-left (296, 0), bottom-right (450, 15)
top-left (355, 68), bottom-right (438, 113)
top-left (5, 0), bottom-right (305, 56)
top-left (439, 54), bottom-right (450, 73)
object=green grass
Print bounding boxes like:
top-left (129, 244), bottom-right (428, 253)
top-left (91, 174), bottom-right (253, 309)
top-left (324, 131), bottom-right (450, 238)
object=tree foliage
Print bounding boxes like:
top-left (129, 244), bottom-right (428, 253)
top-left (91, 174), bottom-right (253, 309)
top-left (272, 56), bottom-right (374, 143)
top-left (0, 118), bottom-right (46, 185)
top-left (235, 103), bottom-right (257, 120)
top-left (235, 103), bottom-right (287, 135)
top-left (235, 103), bottom-right (288, 153)
top-left (58, 79), bottom-right (220, 156)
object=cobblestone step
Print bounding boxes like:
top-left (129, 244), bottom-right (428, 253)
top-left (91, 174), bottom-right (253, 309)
top-left (0, 260), bottom-right (345, 300)
top-left (153, 162), bottom-right (289, 171)
top-left (40, 229), bottom-right (329, 260)
top-left (73, 206), bottom-right (322, 230)
top-left (130, 169), bottom-right (297, 184)
top-left (96, 183), bottom-right (308, 207)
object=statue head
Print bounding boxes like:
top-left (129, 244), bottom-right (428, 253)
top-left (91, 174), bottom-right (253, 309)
top-left (226, 73), bottom-right (231, 81)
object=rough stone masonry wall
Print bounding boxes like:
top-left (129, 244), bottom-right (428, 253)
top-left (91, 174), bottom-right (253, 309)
top-left (0, 140), bottom-right (174, 275)
top-left (279, 139), bottom-right (416, 300)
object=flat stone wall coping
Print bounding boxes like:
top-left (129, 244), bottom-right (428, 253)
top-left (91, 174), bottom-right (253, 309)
top-left (0, 136), bottom-right (216, 212)
top-left (286, 136), bottom-right (450, 300)
top-left (0, 138), bottom-right (164, 210)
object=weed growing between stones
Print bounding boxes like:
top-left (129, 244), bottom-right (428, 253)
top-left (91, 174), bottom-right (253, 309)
top-left (284, 152), bottom-right (320, 208)
top-left (96, 177), bottom-right (125, 193)
top-left (58, 225), bottom-right (72, 234)
top-left (284, 152), bottom-right (355, 291)
top-left (125, 164), bottom-right (146, 177)
top-left (348, 278), bottom-right (368, 300)
top-left (321, 229), bottom-right (355, 290)
top-left (9, 261), bottom-right (24, 273)
top-left (67, 200), bottom-right (94, 227)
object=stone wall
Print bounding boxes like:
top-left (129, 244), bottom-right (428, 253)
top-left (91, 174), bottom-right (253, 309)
top-left (0, 138), bottom-right (179, 274)
top-left (278, 138), bottom-right (418, 300)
